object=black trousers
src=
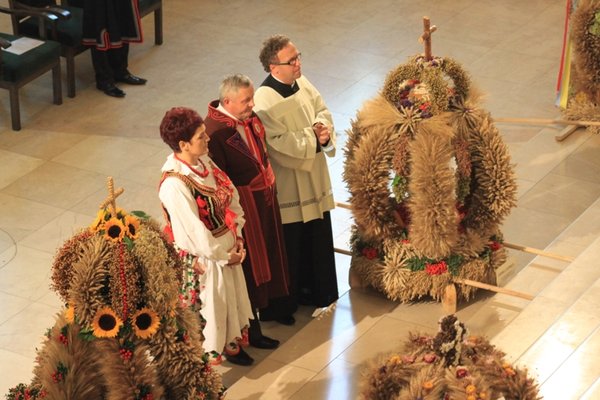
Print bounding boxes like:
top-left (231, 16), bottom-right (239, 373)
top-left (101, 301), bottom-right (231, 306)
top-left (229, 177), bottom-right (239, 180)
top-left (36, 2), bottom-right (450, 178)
top-left (91, 44), bottom-right (129, 87)
top-left (282, 211), bottom-right (339, 308)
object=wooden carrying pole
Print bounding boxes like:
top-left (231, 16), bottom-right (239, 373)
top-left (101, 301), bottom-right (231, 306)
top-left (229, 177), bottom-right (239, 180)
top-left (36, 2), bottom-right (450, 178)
top-left (494, 117), bottom-right (600, 127)
top-left (454, 279), bottom-right (534, 300)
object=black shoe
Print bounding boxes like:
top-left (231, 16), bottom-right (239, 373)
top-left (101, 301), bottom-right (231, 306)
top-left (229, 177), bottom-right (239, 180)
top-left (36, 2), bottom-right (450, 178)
top-left (250, 335), bottom-right (280, 349)
top-left (116, 73), bottom-right (147, 85)
top-left (225, 348), bottom-right (254, 366)
top-left (97, 83), bottom-right (125, 98)
top-left (275, 315), bottom-right (296, 326)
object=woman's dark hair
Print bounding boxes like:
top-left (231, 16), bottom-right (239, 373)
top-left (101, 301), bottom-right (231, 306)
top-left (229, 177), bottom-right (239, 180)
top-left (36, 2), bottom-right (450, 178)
top-left (160, 107), bottom-right (203, 152)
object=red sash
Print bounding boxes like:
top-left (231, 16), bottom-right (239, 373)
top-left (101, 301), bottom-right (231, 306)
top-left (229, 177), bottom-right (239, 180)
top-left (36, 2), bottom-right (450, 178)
top-left (236, 164), bottom-right (276, 286)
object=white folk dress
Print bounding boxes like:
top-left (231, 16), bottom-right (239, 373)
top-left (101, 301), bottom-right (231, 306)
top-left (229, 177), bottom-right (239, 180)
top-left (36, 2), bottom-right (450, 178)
top-left (159, 153), bottom-right (253, 355)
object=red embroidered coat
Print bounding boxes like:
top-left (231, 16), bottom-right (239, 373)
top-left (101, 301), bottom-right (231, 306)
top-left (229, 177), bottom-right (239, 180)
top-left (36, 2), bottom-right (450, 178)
top-left (204, 101), bottom-right (290, 309)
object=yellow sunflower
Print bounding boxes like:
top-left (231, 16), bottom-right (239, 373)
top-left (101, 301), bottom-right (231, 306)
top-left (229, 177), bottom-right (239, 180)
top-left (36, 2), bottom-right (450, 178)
top-left (103, 217), bottom-right (126, 242)
top-left (124, 215), bottom-right (140, 239)
top-left (115, 207), bottom-right (127, 219)
top-left (131, 307), bottom-right (160, 339)
top-left (92, 307), bottom-right (123, 338)
top-left (89, 210), bottom-right (106, 233)
top-left (64, 304), bottom-right (75, 324)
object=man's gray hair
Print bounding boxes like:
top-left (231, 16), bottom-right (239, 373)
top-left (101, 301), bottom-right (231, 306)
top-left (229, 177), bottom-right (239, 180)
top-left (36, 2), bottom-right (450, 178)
top-left (219, 74), bottom-right (253, 103)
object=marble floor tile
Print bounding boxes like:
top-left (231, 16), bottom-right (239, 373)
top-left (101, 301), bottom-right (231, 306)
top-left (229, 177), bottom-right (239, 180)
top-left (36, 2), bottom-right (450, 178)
top-left (51, 136), bottom-right (164, 176)
top-left (2, 161), bottom-right (107, 209)
top-left (222, 358), bottom-right (317, 400)
top-left (0, 349), bottom-right (35, 397)
top-left (0, 193), bottom-right (64, 242)
top-left (0, 301), bottom-right (60, 359)
top-left (17, 210), bottom-right (92, 254)
top-left (289, 358), bottom-right (360, 400)
top-left (0, 245), bottom-right (54, 301)
top-left (539, 326), bottom-right (600, 400)
top-left (0, 149), bottom-right (44, 190)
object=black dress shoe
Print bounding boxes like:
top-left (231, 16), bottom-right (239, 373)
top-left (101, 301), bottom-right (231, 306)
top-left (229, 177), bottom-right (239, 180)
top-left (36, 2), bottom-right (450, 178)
top-left (250, 335), bottom-right (280, 349)
top-left (275, 315), bottom-right (296, 326)
top-left (116, 73), bottom-right (147, 85)
top-left (97, 83), bottom-right (125, 98)
top-left (225, 348), bottom-right (254, 366)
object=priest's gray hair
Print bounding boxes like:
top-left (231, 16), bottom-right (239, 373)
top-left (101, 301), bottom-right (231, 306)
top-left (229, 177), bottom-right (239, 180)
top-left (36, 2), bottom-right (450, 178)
top-left (219, 74), bottom-right (253, 103)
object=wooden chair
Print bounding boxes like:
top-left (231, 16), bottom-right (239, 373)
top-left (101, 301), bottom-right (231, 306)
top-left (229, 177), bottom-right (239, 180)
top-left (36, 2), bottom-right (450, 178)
top-left (7, 0), bottom-right (162, 98)
top-left (8, 0), bottom-right (86, 98)
top-left (138, 0), bottom-right (163, 45)
top-left (0, 6), bottom-right (62, 131)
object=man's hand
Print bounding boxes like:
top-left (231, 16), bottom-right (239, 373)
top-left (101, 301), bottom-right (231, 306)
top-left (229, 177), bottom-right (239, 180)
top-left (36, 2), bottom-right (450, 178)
top-left (313, 122), bottom-right (331, 146)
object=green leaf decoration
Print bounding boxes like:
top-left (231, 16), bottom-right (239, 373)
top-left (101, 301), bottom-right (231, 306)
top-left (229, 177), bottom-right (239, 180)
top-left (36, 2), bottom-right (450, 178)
top-left (131, 210), bottom-right (151, 220)
top-left (123, 235), bottom-right (135, 250)
top-left (79, 326), bottom-right (96, 341)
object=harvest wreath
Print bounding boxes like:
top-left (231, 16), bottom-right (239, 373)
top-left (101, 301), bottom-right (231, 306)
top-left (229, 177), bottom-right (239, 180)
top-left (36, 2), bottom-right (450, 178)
top-left (343, 54), bottom-right (517, 303)
top-left (359, 315), bottom-right (541, 400)
top-left (6, 178), bottom-right (224, 400)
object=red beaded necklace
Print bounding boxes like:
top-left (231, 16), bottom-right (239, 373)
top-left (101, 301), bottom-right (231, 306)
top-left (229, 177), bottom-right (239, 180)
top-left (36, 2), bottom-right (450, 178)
top-left (174, 153), bottom-right (209, 178)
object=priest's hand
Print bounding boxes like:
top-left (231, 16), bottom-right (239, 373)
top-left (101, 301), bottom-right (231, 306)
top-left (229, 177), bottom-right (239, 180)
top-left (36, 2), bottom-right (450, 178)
top-left (313, 122), bottom-right (331, 146)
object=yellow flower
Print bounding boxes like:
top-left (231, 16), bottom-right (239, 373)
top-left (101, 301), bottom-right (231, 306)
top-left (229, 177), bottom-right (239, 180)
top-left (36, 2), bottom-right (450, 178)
top-left (466, 384), bottom-right (476, 394)
top-left (65, 304), bottom-right (75, 324)
top-left (131, 307), bottom-right (160, 339)
top-left (466, 396), bottom-right (476, 400)
top-left (422, 381), bottom-right (433, 390)
top-left (115, 207), bottom-right (126, 218)
top-left (90, 210), bottom-right (106, 233)
top-left (479, 391), bottom-right (488, 399)
top-left (124, 215), bottom-right (140, 239)
top-left (103, 217), bottom-right (125, 242)
top-left (92, 307), bottom-right (123, 338)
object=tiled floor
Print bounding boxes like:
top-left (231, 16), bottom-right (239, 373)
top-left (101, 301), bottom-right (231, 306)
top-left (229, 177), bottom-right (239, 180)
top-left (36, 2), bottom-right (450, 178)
top-left (1, 0), bottom-right (600, 399)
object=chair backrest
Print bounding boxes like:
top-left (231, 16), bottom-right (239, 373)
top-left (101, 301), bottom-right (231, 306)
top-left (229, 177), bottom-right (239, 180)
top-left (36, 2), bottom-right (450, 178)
top-left (7, 1), bottom-right (58, 36)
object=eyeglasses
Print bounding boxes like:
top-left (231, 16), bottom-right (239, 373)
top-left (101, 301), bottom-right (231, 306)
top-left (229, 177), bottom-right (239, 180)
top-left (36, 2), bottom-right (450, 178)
top-left (272, 53), bottom-right (302, 66)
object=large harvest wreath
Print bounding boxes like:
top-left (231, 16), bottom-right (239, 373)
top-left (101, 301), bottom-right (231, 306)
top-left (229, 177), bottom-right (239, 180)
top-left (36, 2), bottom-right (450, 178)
top-left (563, 0), bottom-right (600, 134)
top-left (344, 55), bottom-right (517, 303)
top-left (359, 315), bottom-right (541, 400)
top-left (7, 203), bottom-right (224, 400)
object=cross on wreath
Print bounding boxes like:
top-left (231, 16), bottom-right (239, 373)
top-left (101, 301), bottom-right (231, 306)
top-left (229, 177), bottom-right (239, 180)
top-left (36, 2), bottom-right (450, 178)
top-left (98, 176), bottom-right (124, 218)
top-left (419, 16), bottom-right (437, 61)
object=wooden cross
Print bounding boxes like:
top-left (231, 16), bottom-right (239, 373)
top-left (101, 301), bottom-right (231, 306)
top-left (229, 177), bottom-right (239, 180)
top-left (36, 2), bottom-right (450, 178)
top-left (419, 16), bottom-right (437, 61)
top-left (98, 176), bottom-right (124, 218)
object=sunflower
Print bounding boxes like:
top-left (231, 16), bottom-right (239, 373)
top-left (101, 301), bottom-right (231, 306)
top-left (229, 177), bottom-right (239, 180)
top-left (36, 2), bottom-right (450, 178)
top-left (91, 307), bottom-right (123, 338)
top-left (89, 210), bottom-right (106, 233)
top-left (103, 217), bottom-right (126, 242)
top-left (131, 307), bottom-right (160, 339)
top-left (124, 215), bottom-right (140, 239)
top-left (64, 304), bottom-right (75, 324)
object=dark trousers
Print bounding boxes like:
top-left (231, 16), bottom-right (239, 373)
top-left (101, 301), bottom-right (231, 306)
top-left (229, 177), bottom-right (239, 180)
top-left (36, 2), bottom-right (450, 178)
top-left (282, 211), bottom-right (339, 308)
top-left (91, 44), bottom-right (129, 87)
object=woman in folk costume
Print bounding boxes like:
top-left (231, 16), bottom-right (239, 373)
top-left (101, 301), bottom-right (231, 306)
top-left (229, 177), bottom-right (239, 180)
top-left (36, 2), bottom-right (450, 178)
top-left (158, 107), bottom-right (255, 366)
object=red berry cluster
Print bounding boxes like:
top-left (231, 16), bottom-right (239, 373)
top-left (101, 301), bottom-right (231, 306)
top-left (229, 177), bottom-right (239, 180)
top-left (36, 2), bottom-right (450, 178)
top-left (141, 395), bottom-right (153, 400)
top-left (119, 348), bottom-right (133, 361)
top-left (489, 241), bottom-right (502, 251)
top-left (57, 334), bottom-right (68, 345)
top-left (361, 247), bottom-right (378, 260)
top-left (425, 260), bottom-right (448, 275)
top-left (51, 371), bottom-right (63, 383)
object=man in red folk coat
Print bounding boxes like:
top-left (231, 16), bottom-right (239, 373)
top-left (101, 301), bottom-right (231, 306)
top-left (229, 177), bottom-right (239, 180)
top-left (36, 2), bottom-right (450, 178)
top-left (204, 74), bottom-right (296, 351)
